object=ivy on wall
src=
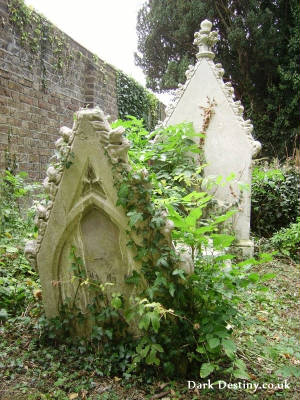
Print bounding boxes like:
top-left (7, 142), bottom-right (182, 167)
top-left (7, 0), bottom-right (76, 91)
top-left (116, 71), bottom-right (163, 131)
top-left (7, 0), bottom-right (164, 128)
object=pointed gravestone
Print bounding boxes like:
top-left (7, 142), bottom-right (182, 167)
top-left (163, 20), bottom-right (261, 256)
top-left (25, 108), bottom-right (174, 331)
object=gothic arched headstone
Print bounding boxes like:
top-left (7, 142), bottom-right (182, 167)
top-left (25, 108), bottom-right (152, 327)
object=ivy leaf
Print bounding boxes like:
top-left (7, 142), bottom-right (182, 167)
top-left (152, 343), bottom-right (164, 353)
top-left (125, 270), bottom-right (141, 285)
top-left (169, 283), bottom-right (175, 297)
top-left (154, 272), bottom-right (167, 287)
top-left (156, 257), bottom-right (169, 268)
top-left (146, 347), bottom-right (160, 365)
top-left (138, 313), bottom-right (151, 331)
top-left (111, 295), bottom-right (122, 310)
top-left (172, 268), bottom-right (186, 280)
top-left (124, 310), bottom-right (135, 322)
top-left (139, 344), bottom-right (150, 358)
top-left (127, 211), bottom-right (143, 227)
top-left (117, 183), bottom-right (129, 207)
top-left (196, 345), bottom-right (205, 354)
top-left (208, 337), bottom-right (220, 349)
top-left (105, 329), bottom-right (113, 339)
top-left (200, 362), bottom-right (215, 378)
top-left (149, 312), bottom-right (160, 333)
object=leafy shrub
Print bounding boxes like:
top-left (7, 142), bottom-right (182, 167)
top-left (113, 117), bottom-right (205, 208)
top-left (111, 120), bottom-right (274, 379)
top-left (251, 162), bottom-right (300, 237)
top-left (270, 218), bottom-right (300, 262)
top-left (0, 171), bottom-right (40, 317)
top-left (116, 71), bottom-right (163, 131)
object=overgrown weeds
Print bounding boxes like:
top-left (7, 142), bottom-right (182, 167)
top-left (0, 171), bottom-right (40, 319)
top-left (0, 121), bottom-right (299, 399)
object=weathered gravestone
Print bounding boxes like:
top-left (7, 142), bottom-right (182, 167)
top-left (163, 20), bottom-right (261, 256)
top-left (24, 108), bottom-right (174, 332)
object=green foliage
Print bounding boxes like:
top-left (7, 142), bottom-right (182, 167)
top-left (135, 0), bottom-right (300, 158)
top-left (107, 118), bottom-right (275, 379)
top-left (113, 117), bottom-right (205, 208)
top-left (236, 259), bottom-right (300, 386)
top-left (116, 71), bottom-right (162, 131)
top-left (40, 247), bottom-right (130, 343)
top-left (1, 260), bottom-right (299, 399)
top-left (0, 171), bottom-right (40, 317)
top-left (269, 218), bottom-right (300, 262)
top-left (32, 118), bottom-right (273, 381)
top-left (1, 123), bottom-right (299, 394)
top-left (251, 163), bottom-right (300, 237)
top-left (0, 171), bottom-right (38, 239)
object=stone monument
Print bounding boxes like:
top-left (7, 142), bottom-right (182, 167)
top-left (163, 20), bottom-right (261, 256)
top-left (25, 108), bottom-right (173, 327)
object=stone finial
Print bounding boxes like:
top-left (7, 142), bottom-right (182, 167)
top-left (193, 19), bottom-right (218, 60)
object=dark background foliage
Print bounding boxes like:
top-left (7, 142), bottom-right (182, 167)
top-left (116, 71), bottom-right (163, 131)
top-left (135, 0), bottom-right (300, 158)
top-left (251, 165), bottom-right (300, 237)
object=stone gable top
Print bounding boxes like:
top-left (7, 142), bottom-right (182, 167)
top-left (162, 19), bottom-right (261, 158)
top-left (30, 108), bottom-right (131, 257)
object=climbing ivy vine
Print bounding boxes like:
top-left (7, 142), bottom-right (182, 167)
top-left (8, 0), bottom-right (75, 90)
top-left (96, 118), bottom-right (274, 379)
top-left (8, 0), bottom-right (163, 122)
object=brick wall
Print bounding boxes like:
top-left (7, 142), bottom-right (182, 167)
top-left (0, 0), bottom-right (121, 180)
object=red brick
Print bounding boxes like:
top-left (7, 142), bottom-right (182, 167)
top-left (0, 69), bottom-right (10, 79)
top-left (7, 81), bottom-right (22, 92)
top-left (20, 78), bottom-right (33, 88)
top-left (0, 124), bottom-right (9, 133)
top-left (38, 100), bottom-right (51, 111)
top-left (0, 114), bottom-right (7, 123)
top-left (0, 86), bottom-right (11, 97)
top-left (11, 119), bottom-right (22, 128)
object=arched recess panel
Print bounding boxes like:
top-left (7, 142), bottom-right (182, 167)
top-left (58, 207), bottom-right (123, 313)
